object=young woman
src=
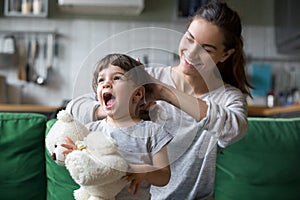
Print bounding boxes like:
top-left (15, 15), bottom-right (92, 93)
top-left (66, 1), bottom-right (252, 199)
top-left (63, 54), bottom-right (172, 200)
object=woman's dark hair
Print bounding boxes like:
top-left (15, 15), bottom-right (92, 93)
top-left (92, 53), bottom-right (148, 94)
top-left (191, 0), bottom-right (252, 96)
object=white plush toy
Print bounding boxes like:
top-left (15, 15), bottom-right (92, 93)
top-left (45, 110), bottom-right (128, 200)
top-left (46, 110), bottom-right (89, 166)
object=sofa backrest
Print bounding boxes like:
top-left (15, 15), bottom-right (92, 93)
top-left (3, 112), bottom-right (299, 200)
top-left (214, 117), bottom-right (300, 200)
top-left (0, 112), bottom-right (47, 200)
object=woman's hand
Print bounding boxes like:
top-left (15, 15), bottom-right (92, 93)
top-left (61, 137), bottom-right (77, 155)
top-left (145, 75), bottom-right (177, 106)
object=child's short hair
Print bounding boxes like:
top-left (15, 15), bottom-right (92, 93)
top-left (92, 53), bottom-right (150, 94)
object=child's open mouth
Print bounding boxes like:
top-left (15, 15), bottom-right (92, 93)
top-left (103, 92), bottom-right (116, 108)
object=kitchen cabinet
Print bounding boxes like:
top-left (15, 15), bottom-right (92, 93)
top-left (177, 0), bottom-right (210, 18)
top-left (274, 0), bottom-right (300, 54)
top-left (4, 0), bottom-right (48, 18)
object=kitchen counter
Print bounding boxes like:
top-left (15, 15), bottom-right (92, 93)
top-left (2, 104), bottom-right (300, 118)
top-left (248, 104), bottom-right (300, 117)
top-left (0, 104), bottom-right (65, 119)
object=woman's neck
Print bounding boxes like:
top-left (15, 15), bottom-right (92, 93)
top-left (172, 66), bottom-right (209, 96)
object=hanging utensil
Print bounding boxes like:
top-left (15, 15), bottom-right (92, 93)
top-left (3, 35), bottom-right (16, 54)
top-left (46, 34), bottom-right (54, 69)
top-left (0, 75), bottom-right (8, 103)
top-left (35, 38), bottom-right (47, 85)
top-left (35, 33), bottom-right (55, 85)
top-left (17, 44), bottom-right (27, 81)
top-left (25, 39), bottom-right (31, 82)
top-left (30, 36), bottom-right (39, 82)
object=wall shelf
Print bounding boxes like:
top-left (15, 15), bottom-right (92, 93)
top-left (4, 0), bottom-right (48, 18)
top-left (0, 30), bottom-right (64, 42)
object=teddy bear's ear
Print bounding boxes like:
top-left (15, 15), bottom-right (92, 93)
top-left (57, 110), bottom-right (73, 122)
top-left (50, 109), bottom-right (89, 140)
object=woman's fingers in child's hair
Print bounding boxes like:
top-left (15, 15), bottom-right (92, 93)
top-left (138, 101), bottom-right (157, 121)
top-left (145, 101), bottom-right (156, 110)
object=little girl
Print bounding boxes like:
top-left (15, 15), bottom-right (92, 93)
top-left (63, 54), bottom-right (172, 200)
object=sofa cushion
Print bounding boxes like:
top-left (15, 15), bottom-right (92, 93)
top-left (0, 113), bottom-right (47, 200)
top-left (46, 119), bottom-right (79, 200)
top-left (214, 117), bottom-right (300, 200)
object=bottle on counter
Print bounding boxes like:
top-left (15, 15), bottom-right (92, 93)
top-left (277, 91), bottom-right (286, 106)
top-left (286, 89), bottom-right (293, 106)
top-left (292, 88), bottom-right (300, 104)
top-left (266, 89), bottom-right (275, 108)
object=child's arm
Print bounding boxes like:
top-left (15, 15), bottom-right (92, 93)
top-left (124, 146), bottom-right (170, 195)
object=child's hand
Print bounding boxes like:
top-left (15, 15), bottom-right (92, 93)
top-left (61, 137), bottom-right (77, 155)
top-left (123, 172), bottom-right (147, 195)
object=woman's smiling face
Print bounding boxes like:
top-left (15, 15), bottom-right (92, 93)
top-left (178, 18), bottom-right (227, 75)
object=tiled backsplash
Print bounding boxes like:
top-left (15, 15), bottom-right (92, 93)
top-left (0, 18), bottom-right (299, 106)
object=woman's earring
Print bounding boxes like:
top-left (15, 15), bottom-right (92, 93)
top-left (143, 95), bottom-right (147, 105)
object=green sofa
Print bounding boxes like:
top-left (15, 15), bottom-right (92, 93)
top-left (0, 113), bottom-right (78, 200)
top-left (1, 112), bottom-right (300, 200)
top-left (214, 117), bottom-right (300, 200)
